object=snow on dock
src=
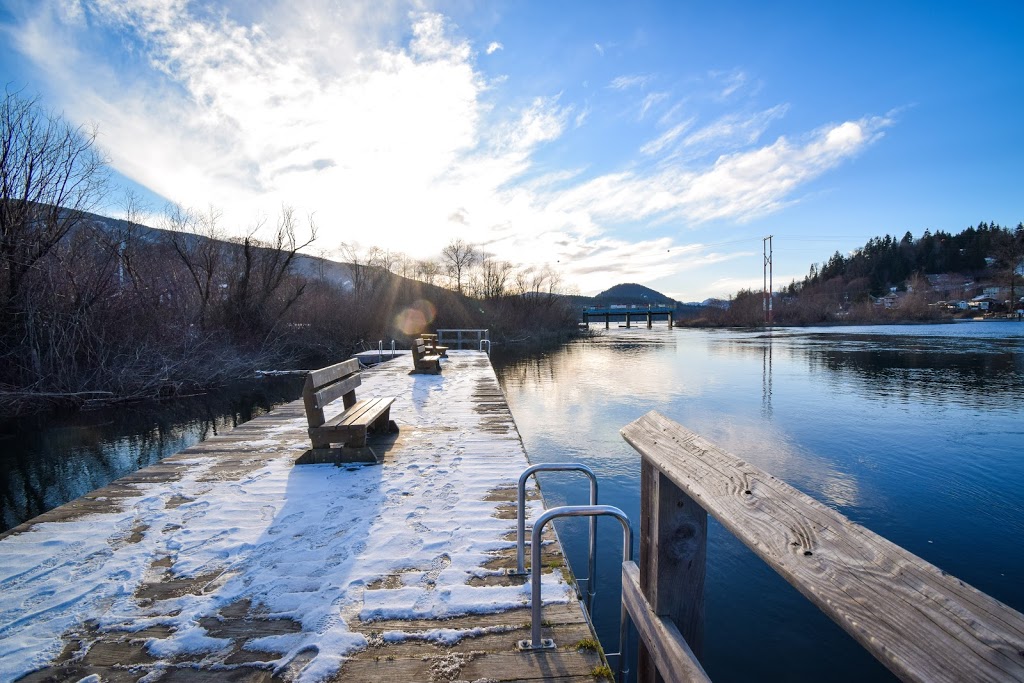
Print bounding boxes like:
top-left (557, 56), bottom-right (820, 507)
top-left (0, 351), bottom-right (608, 682)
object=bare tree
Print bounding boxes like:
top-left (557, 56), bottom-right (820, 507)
top-left (367, 246), bottom-right (396, 273)
top-left (416, 258), bottom-right (441, 286)
top-left (164, 204), bottom-right (226, 329)
top-left (478, 253), bottom-right (514, 299)
top-left (225, 206), bottom-right (317, 337)
top-left (1, 89), bottom-right (109, 313)
top-left (394, 251), bottom-right (413, 279)
top-left (339, 241), bottom-right (372, 297)
top-left (441, 238), bottom-right (477, 294)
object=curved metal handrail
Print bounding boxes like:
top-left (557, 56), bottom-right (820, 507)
top-left (515, 464), bottom-right (598, 611)
top-left (518, 504), bottom-right (633, 683)
top-left (479, 338), bottom-right (492, 354)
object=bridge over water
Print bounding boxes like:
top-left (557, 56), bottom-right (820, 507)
top-left (582, 305), bottom-right (674, 328)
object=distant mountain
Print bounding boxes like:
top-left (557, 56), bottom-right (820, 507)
top-left (592, 283), bottom-right (677, 306)
top-left (563, 283), bottom-right (716, 319)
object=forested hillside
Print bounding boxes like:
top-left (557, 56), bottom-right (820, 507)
top-left (688, 222), bottom-right (1024, 326)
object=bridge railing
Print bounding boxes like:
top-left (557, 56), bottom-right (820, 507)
top-left (620, 411), bottom-right (1024, 683)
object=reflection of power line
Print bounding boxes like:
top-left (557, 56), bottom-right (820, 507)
top-left (763, 235), bottom-right (773, 324)
top-left (762, 335), bottom-right (773, 419)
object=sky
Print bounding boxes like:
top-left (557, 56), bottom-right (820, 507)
top-left (1, 0), bottom-right (1021, 301)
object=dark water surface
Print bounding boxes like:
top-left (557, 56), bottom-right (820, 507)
top-left (0, 377), bottom-right (304, 532)
top-left (492, 321), bottom-right (1024, 682)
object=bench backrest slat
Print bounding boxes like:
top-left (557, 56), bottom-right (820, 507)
top-left (313, 373), bottom-right (361, 411)
top-left (307, 358), bottom-right (360, 388)
top-left (412, 339), bottom-right (428, 361)
top-left (303, 358), bottom-right (362, 428)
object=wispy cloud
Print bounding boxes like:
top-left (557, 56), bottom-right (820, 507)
top-left (485, 41), bottom-right (503, 54)
top-left (639, 91), bottom-right (668, 120)
top-left (609, 73), bottom-right (652, 90)
top-left (683, 105), bottom-right (790, 152)
top-left (711, 68), bottom-right (751, 99)
top-left (549, 115), bottom-right (892, 225)
top-left (640, 119), bottom-right (695, 155)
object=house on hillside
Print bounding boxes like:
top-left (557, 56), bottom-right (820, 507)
top-left (968, 295), bottom-right (998, 311)
top-left (983, 286), bottom-right (1004, 299)
top-left (875, 291), bottom-right (902, 309)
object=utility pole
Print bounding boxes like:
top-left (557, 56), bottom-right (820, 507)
top-left (763, 235), bottom-right (773, 324)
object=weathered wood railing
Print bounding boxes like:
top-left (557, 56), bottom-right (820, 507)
top-left (436, 328), bottom-right (489, 350)
top-left (620, 411), bottom-right (1024, 683)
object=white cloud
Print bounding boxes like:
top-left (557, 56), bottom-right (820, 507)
top-left (712, 68), bottom-right (750, 99)
top-left (639, 91), bottom-right (668, 120)
top-left (6, 1), bottom-right (894, 299)
top-left (485, 41), bottom-right (503, 54)
top-left (608, 73), bottom-right (652, 90)
top-left (640, 119), bottom-right (694, 155)
top-left (682, 105), bottom-right (790, 155)
top-left (549, 116), bottom-right (891, 225)
top-left (593, 42), bottom-right (604, 56)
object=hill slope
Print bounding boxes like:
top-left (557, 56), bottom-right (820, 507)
top-left (593, 283), bottom-right (677, 305)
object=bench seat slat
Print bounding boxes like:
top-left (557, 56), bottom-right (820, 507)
top-left (320, 397), bottom-right (395, 430)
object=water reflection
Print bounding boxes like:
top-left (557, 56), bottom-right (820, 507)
top-left (761, 332), bottom-right (773, 419)
top-left (0, 378), bottom-right (303, 532)
top-left (494, 323), bottom-right (1024, 683)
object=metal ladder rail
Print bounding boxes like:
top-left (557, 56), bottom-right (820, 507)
top-left (514, 464), bottom-right (598, 611)
top-left (479, 338), bottom-right (491, 354)
top-left (517, 504), bottom-right (633, 683)
top-left (376, 339), bottom-right (397, 364)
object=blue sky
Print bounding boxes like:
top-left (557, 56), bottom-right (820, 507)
top-left (1, 1), bottom-right (1021, 300)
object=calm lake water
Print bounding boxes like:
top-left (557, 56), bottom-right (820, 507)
top-left (0, 377), bottom-right (303, 532)
top-left (4, 324), bottom-right (1022, 680)
top-left (492, 321), bottom-right (1024, 682)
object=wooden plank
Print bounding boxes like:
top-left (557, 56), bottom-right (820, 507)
top-left (622, 561), bottom-right (711, 683)
top-left (338, 649), bottom-right (608, 682)
top-left (307, 358), bottom-right (360, 388)
top-left (321, 398), bottom-right (382, 429)
top-left (304, 359), bottom-right (361, 426)
top-left (621, 410), bottom-right (1024, 683)
top-left (353, 603), bottom-right (589, 631)
top-left (313, 372), bottom-right (362, 411)
top-left (337, 397), bottom-right (394, 427)
top-left (639, 459), bottom-right (706, 683)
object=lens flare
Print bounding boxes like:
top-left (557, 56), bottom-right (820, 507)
top-left (394, 299), bottom-right (436, 336)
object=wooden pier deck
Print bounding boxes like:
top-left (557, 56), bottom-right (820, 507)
top-left (0, 352), bottom-right (609, 682)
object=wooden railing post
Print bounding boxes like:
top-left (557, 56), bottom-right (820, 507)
top-left (639, 458), bottom-right (707, 682)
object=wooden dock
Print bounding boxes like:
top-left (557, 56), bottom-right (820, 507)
top-left (0, 352), bottom-right (610, 682)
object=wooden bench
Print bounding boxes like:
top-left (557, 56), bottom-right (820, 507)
top-left (300, 359), bottom-right (397, 463)
top-left (421, 333), bottom-right (449, 357)
top-left (410, 338), bottom-right (442, 374)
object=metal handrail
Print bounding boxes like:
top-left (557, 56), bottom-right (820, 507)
top-left (518, 504), bottom-right (633, 683)
top-left (377, 340), bottom-right (383, 363)
top-left (479, 338), bottom-right (491, 354)
top-left (515, 464), bottom-right (598, 612)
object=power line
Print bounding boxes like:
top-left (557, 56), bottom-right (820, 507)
top-left (763, 235), bottom-right (773, 325)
